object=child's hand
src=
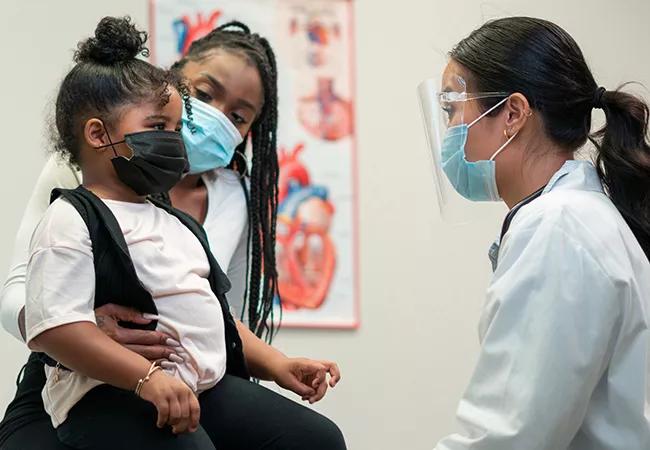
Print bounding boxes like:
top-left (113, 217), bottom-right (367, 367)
top-left (139, 371), bottom-right (200, 434)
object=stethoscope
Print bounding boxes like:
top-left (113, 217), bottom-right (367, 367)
top-left (499, 185), bottom-right (546, 242)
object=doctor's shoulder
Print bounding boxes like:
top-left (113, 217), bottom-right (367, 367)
top-left (504, 188), bottom-right (637, 271)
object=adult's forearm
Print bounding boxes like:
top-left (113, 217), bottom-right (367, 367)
top-left (2, 156), bottom-right (81, 343)
top-left (0, 280), bottom-right (27, 343)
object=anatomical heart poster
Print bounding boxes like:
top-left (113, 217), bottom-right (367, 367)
top-left (150, 0), bottom-right (359, 328)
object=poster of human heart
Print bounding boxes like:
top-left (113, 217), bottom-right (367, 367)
top-left (150, 0), bottom-right (359, 329)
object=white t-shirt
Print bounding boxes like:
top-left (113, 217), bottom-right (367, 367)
top-left (26, 197), bottom-right (228, 427)
top-left (201, 169), bottom-right (249, 321)
top-left (0, 155), bottom-right (249, 342)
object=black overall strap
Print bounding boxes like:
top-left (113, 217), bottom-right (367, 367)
top-left (52, 187), bottom-right (129, 260)
top-left (499, 186), bottom-right (546, 243)
top-left (51, 186), bottom-right (157, 316)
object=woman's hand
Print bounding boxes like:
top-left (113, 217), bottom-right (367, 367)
top-left (94, 304), bottom-right (182, 362)
top-left (138, 370), bottom-right (200, 434)
top-left (270, 357), bottom-right (341, 404)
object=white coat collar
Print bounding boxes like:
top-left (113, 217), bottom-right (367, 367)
top-left (488, 160), bottom-right (603, 270)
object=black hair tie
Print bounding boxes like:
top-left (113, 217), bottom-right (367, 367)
top-left (592, 86), bottom-right (607, 109)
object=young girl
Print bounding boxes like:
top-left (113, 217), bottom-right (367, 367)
top-left (24, 16), bottom-right (346, 450)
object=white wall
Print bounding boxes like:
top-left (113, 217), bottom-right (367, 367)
top-left (0, 1), bottom-right (648, 449)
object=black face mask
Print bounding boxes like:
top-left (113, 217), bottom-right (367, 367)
top-left (97, 130), bottom-right (189, 196)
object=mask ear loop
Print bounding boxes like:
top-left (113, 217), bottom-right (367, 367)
top-left (93, 121), bottom-right (124, 157)
top-left (489, 130), bottom-right (519, 161)
top-left (464, 96), bottom-right (517, 161)
top-left (467, 96), bottom-right (510, 128)
top-left (489, 109), bottom-right (533, 161)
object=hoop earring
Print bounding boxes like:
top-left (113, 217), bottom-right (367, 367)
top-left (232, 151), bottom-right (248, 179)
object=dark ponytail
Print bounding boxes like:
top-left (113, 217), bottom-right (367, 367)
top-left (450, 17), bottom-right (650, 259)
top-left (591, 88), bottom-right (650, 258)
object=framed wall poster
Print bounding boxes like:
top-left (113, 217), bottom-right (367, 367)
top-left (150, 0), bottom-right (359, 329)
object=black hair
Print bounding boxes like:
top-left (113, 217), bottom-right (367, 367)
top-left (173, 21), bottom-right (281, 341)
top-left (450, 16), bottom-right (650, 260)
top-left (54, 16), bottom-right (186, 166)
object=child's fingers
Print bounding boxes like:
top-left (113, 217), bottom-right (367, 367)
top-left (179, 393), bottom-right (190, 420)
top-left (172, 419), bottom-right (192, 435)
top-left (189, 393), bottom-right (201, 432)
top-left (173, 393), bottom-right (191, 434)
top-left (168, 397), bottom-right (182, 426)
top-left (156, 399), bottom-right (170, 428)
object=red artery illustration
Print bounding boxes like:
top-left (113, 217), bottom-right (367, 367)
top-left (277, 144), bottom-right (337, 310)
top-left (298, 78), bottom-right (354, 142)
top-left (174, 10), bottom-right (222, 56)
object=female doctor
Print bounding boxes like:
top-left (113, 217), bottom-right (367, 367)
top-left (419, 17), bottom-right (650, 449)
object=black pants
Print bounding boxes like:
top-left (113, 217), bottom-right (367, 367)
top-left (0, 354), bottom-right (346, 450)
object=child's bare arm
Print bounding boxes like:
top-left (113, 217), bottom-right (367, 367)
top-left (32, 322), bottom-right (200, 434)
top-left (31, 321), bottom-right (151, 390)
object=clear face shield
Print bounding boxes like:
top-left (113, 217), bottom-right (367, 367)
top-left (417, 72), bottom-right (510, 223)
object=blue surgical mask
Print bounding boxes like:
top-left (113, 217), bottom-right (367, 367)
top-left (181, 97), bottom-right (244, 174)
top-left (441, 97), bottom-right (516, 202)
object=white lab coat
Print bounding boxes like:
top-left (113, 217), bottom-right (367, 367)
top-left (436, 160), bottom-right (650, 450)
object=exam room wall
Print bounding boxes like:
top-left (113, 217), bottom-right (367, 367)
top-left (0, 1), bottom-right (648, 449)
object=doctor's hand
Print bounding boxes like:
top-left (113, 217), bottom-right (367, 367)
top-left (271, 357), bottom-right (341, 404)
top-left (94, 304), bottom-right (180, 363)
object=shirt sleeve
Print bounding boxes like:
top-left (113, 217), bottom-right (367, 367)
top-left (1, 155), bottom-right (81, 342)
top-left (225, 223), bottom-right (248, 322)
top-left (24, 199), bottom-right (95, 348)
top-left (435, 208), bottom-right (623, 450)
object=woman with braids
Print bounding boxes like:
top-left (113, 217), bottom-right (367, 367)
top-left (169, 20), bottom-right (280, 338)
top-left (419, 17), bottom-right (649, 449)
top-left (0, 16), bottom-right (345, 450)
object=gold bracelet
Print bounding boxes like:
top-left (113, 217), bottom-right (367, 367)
top-left (135, 362), bottom-right (162, 397)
